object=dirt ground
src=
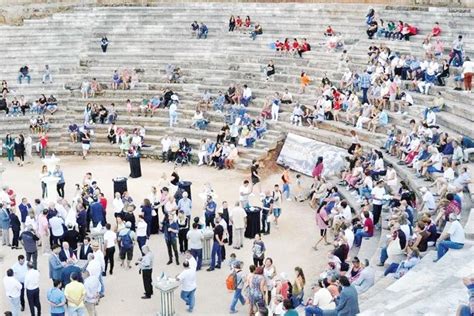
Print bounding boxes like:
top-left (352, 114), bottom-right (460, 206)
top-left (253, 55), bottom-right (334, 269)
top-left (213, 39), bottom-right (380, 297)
top-left (0, 156), bottom-right (330, 315)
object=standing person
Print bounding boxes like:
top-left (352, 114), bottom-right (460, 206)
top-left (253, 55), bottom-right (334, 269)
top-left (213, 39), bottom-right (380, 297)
top-left (12, 255), bottom-right (27, 312)
top-left (14, 135), bottom-right (25, 167)
top-left (247, 266), bottom-right (267, 316)
top-left (138, 245), bottom-right (154, 299)
top-left (18, 198), bottom-right (31, 230)
top-left (449, 35), bottom-right (464, 66)
top-left (272, 185), bottom-right (283, 227)
top-left (371, 180), bottom-right (385, 229)
top-left (231, 201), bottom-right (247, 250)
top-left (42, 64), bottom-right (53, 84)
top-left (47, 280), bottom-right (66, 316)
top-left (103, 223), bottom-right (117, 276)
top-left (291, 267), bottom-right (306, 307)
top-left (19, 226), bottom-right (39, 269)
top-left (176, 259), bottom-right (197, 313)
top-left (462, 56), bottom-right (473, 92)
top-left (81, 130), bottom-right (91, 160)
top-left (163, 213), bottom-right (180, 265)
top-left (83, 270), bottom-right (100, 316)
top-left (0, 203), bottom-right (11, 246)
top-left (24, 134), bottom-right (33, 163)
top-left (220, 201), bottom-right (233, 246)
top-left (53, 166), bottom-right (65, 198)
top-left (251, 160), bottom-right (262, 194)
top-left (39, 133), bottom-right (48, 159)
top-left (3, 268), bottom-right (22, 316)
top-left (252, 234), bottom-right (266, 267)
top-left (207, 218), bottom-right (225, 271)
top-left (9, 209), bottom-right (21, 250)
top-left (281, 166), bottom-right (291, 201)
top-left (204, 195), bottom-right (217, 227)
top-left (140, 199), bottom-right (153, 237)
top-left (64, 272), bottom-right (86, 316)
top-left (239, 180), bottom-right (252, 208)
top-left (187, 223), bottom-right (203, 271)
top-left (39, 165), bottom-right (49, 199)
top-left (5, 134), bottom-right (15, 162)
top-left (118, 222), bottom-right (136, 269)
top-left (48, 245), bottom-right (64, 283)
top-left (37, 209), bottom-right (50, 254)
top-left (24, 262), bottom-right (41, 316)
top-left (261, 191), bottom-right (273, 235)
top-left (100, 36), bottom-right (109, 53)
top-left (136, 215), bottom-right (148, 256)
top-left (177, 210), bottom-right (190, 253)
top-left (229, 261), bottom-right (246, 314)
top-left (313, 203), bottom-right (330, 251)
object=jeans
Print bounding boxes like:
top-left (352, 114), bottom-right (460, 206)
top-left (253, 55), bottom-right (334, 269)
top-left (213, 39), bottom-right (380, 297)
top-left (190, 248), bottom-right (203, 270)
top-left (230, 288), bottom-right (245, 312)
top-left (436, 239), bottom-right (464, 260)
top-left (204, 211), bottom-right (215, 228)
top-left (169, 113), bottom-right (178, 127)
top-left (305, 305), bottom-right (324, 316)
top-left (261, 211), bottom-right (270, 234)
top-left (380, 246), bottom-right (388, 264)
top-left (354, 229), bottom-right (371, 247)
top-left (26, 251), bottom-right (38, 270)
top-left (9, 296), bottom-right (21, 316)
top-left (26, 288), bottom-right (41, 315)
top-left (68, 306), bottom-right (86, 316)
top-left (361, 87), bottom-right (369, 104)
top-left (448, 49), bottom-right (463, 66)
top-left (42, 73), bottom-right (53, 83)
top-left (384, 262), bottom-right (399, 276)
top-left (210, 241), bottom-right (222, 269)
top-left (18, 74), bottom-right (31, 84)
top-left (166, 238), bottom-right (179, 262)
top-left (180, 289), bottom-right (196, 311)
top-left (57, 182), bottom-right (65, 198)
top-left (282, 183), bottom-right (290, 199)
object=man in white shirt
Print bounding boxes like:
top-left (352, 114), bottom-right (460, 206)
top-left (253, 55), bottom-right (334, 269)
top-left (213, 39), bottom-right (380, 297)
top-left (230, 202), bottom-right (247, 249)
top-left (12, 255), bottom-right (27, 311)
top-left (3, 268), bottom-right (22, 315)
top-left (161, 135), bottom-right (171, 162)
top-left (187, 223), bottom-right (203, 271)
top-left (304, 281), bottom-right (336, 315)
top-left (176, 260), bottom-right (197, 313)
top-left (435, 213), bottom-right (465, 262)
top-left (419, 187), bottom-right (436, 214)
top-left (49, 215), bottom-right (65, 246)
top-left (91, 241), bottom-right (105, 296)
top-left (103, 223), bottom-right (117, 276)
top-left (371, 180), bottom-right (386, 228)
top-left (184, 251), bottom-right (198, 271)
top-left (24, 262), bottom-right (41, 315)
top-left (238, 180), bottom-right (252, 208)
top-left (241, 85), bottom-right (252, 106)
top-left (82, 270), bottom-right (101, 316)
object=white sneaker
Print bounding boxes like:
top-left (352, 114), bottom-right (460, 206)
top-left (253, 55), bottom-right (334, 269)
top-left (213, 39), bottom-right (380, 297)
top-left (286, 198), bottom-right (292, 201)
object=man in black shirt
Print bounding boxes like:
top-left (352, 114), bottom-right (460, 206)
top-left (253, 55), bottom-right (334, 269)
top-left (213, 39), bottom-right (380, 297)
top-left (220, 201), bottom-right (232, 246)
top-left (207, 220), bottom-right (224, 271)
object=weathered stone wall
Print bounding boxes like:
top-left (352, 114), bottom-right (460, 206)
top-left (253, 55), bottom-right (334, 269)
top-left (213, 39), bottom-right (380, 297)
top-left (0, 0), bottom-right (472, 25)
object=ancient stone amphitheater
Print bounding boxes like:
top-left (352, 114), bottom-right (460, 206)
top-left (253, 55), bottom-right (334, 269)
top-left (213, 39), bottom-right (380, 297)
top-left (1, 1), bottom-right (473, 315)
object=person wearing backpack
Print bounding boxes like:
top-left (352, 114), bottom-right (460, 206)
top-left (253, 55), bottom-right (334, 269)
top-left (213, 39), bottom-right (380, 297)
top-left (229, 261), bottom-right (246, 313)
top-left (118, 222), bottom-right (136, 269)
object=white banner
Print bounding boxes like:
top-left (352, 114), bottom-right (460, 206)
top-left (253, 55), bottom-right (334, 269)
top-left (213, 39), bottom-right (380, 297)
top-left (277, 133), bottom-right (347, 177)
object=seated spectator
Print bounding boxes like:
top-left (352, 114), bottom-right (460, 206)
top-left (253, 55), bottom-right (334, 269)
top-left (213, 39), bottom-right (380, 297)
top-left (191, 21), bottom-right (199, 37)
top-left (241, 85), bottom-right (252, 107)
top-left (190, 110), bottom-right (208, 130)
top-left (90, 78), bottom-right (101, 97)
top-left (427, 22), bottom-right (442, 41)
top-left (290, 104), bottom-right (304, 126)
top-left (281, 89), bottom-right (293, 104)
top-left (198, 23), bottom-right (208, 39)
top-left (235, 16), bottom-right (243, 30)
top-left (107, 123), bottom-right (117, 144)
top-left (69, 124), bottom-right (79, 143)
top-left (353, 211), bottom-right (374, 247)
top-left (1, 80), bottom-right (8, 98)
top-left (456, 275), bottom-right (474, 316)
top-left (297, 38), bottom-right (311, 58)
top-left (224, 144), bottom-right (238, 169)
top-left (19, 96), bottom-right (30, 115)
top-left (434, 213), bottom-right (465, 262)
top-left (212, 91), bottom-right (225, 112)
top-left (366, 8), bottom-right (375, 26)
top-left (384, 248), bottom-right (420, 278)
top-left (324, 25), bottom-right (335, 37)
top-left (42, 64), bottom-right (52, 84)
top-left (112, 70), bottom-right (121, 90)
top-left (9, 97), bottom-right (21, 117)
top-left (265, 60), bottom-right (275, 80)
top-left (18, 65), bottom-right (31, 84)
top-left (244, 16), bottom-right (251, 28)
top-left (351, 259), bottom-right (375, 294)
top-left (366, 20), bottom-right (378, 39)
top-left (304, 280), bottom-right (335, 316)
top-left (81, 79), bottom-right (91, 98)
top-left (250, 23), bottom-right (263, 41)
top-left (46, 95), bottom-right (58, 115)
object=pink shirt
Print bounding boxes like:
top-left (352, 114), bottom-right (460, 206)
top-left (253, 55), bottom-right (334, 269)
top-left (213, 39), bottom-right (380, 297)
top-left (37, 215), bottom-right (49, 236)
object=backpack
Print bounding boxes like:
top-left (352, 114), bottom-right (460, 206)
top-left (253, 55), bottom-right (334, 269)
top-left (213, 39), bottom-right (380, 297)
top-left (226, 272), bottom-right (237, 291)
top-left (121, 231), bottom-right (133, 250)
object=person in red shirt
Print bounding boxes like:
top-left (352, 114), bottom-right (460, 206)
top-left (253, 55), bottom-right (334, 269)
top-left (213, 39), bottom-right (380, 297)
top-left (235, 16), bottom-right (242, 29)
top-left (354, 211), bottom-right (374, 247)
top-left (291, 38), bottom-right (299, 55)
top-left (297, 38), bottom-right (311, 58)
top-left (244, 16), bottom-right (251, 28)
top-left (7, 188), bottom-right (16, 208)
top-left (427, 21), bottom-right (441, 40)
top-left (39, 133), bottom-right (48, 158)
top-left (324, 25), bottom-right (335, 37)
top-left (275, 40), bottom-right (284, 53)
top-left (283, 38), bottom-right (290, 52)
top-left (99, 192), bottom-right (108, 211)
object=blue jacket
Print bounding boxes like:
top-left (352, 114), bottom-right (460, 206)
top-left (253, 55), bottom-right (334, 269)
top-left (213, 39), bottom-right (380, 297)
top-left (49, 254), bottom-right (64, 281)
top-left (0, 208), bottom-right (10, 229)
top-left (90, 202), bottom-right (104, 226)
top-left (336, 285), bottom-right (360, 316)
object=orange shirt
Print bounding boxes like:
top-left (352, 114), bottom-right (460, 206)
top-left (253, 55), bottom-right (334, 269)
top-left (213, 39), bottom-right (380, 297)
top-left (301, 75), bottom-right (311, 86)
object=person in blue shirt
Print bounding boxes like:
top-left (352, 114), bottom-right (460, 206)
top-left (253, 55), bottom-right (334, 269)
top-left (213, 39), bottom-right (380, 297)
top-left (359, 70), bottom-right (371, 104)
top-left (18, 198), bottom-right (31, 229)
top-left (49, 245), bottom-right (64, 282)
top-left (204, 196), bottom-right (217, 227)
top-left (163, 213), bottom-right (179, 265)
top-left (0, 204), bottom-right (11, 246)
top-left (53, 166), bottom-right (66, 198)
top-left (47, 280), bottom-right (66, 316)
top-left (198, 23), bottom-right (208, 39)
top-left (141, 199), bottom-right (153, 237)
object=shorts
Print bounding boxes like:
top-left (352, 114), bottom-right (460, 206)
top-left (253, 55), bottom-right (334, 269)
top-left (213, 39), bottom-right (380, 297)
top-left (120, 248), bottom-right (133, 260)
top-left (320, 229), bottom-right (327, 237)
top-left (273, 208), bottom-right (281, 218)
top-left (252, 177), bottom-right (260, 185)
top-left (82, 144), bottom-right (90, 151)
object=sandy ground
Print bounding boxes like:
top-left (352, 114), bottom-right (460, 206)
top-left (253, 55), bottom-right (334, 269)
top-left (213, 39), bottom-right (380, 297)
top-left (0, 156), bottom-right (330, 315)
